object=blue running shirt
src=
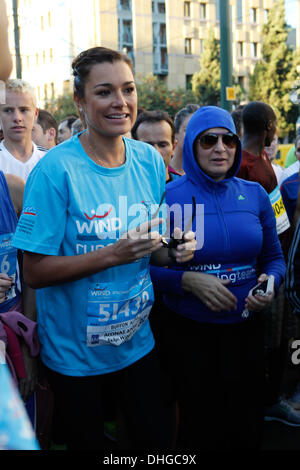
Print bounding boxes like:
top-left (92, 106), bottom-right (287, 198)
top-left (0, 171), bottom-right (20, 312)
top-left (13, 135), bottom-right (166, 376)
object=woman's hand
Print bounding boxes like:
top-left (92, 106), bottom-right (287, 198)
top-left (19, 346), bottom-right (38, 402)
top-left (113, 218), bottom-right (164, 263)
top-left (244, 273), bottom-right (274, 312)
top-left (0, 273), bottom-right (14, 303)
top-left (182, 271), bottom-right (237, 312)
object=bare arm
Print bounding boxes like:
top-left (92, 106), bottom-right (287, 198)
top-left (5, 174), bottom-right (37, 401)
top-left (23, 219), bottom-right (164, 289)
top-left (0, 0), bottom-right (13, 82)
top-left (5, 173), bottom-right (25, 218)
top-left (182, 271), bottom-right (238, 312)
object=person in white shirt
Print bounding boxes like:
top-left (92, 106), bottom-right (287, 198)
top-left (0, 79), bottom-right (46, 181)
top-left (278, 135), bottom-right (300, 187)
top-left (264, 129), bottom-right (284, 184)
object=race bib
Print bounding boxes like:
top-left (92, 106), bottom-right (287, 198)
top-left (86, 271), bottom-right (153, 347)
top-left (0, 233), bottom-right (17, 302)
top-left (269, 186), bottom-right (290, 235)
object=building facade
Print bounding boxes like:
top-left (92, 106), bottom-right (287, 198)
top-left (6, 0), bottom-right (286, 106)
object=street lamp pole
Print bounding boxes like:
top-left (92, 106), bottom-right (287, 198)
top-left (219, 0), bottom-right (233, 111)
top-left (12, 0), bottom-right (22, 79)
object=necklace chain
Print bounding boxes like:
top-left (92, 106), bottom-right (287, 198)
top-left (85, 133), bottom-right (125, 167)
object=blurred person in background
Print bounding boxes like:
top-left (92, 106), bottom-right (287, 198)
top-left (132, 109), bottom-right (176, 183)
top-left (57, 115), bottom-right (78, 143)
top-left (169, 103), bottom-right (199, 180)
top-left (32, 109), bottom-right (58, 150)
top-left (0, 79), bottom-right (46, 181)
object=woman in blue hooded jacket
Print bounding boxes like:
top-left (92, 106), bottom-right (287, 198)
top-left (150, 106), bottom-right (286, 450)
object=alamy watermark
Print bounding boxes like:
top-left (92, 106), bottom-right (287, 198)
top-left (291, 340), bottom-right (300, 365)
top-left (74, 197), bottom-right (204, 250)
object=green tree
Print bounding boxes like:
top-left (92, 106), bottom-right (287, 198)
top-left (45, 92), bottom-right (78, 123)
top-left (192, 29), bottom-right (221, 105)
top-left (135, 74), bottom-right (197, 118)
top-left (248, 0), bottom-right (298, 139)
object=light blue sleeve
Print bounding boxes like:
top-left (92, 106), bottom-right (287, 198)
top-left (13, 165), bottom-right (68, 255)
top-left (0, 363), bottom-right (39, 450)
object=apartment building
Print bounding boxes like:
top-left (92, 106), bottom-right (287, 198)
top-left (7, 0), bottom-right (283, 106)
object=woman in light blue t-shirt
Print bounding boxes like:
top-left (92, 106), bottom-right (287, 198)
top-left (13, 47), bottom-right (195, 451)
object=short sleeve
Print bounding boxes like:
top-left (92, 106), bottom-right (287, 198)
top-left (13, 165), bottom-right (68, 255)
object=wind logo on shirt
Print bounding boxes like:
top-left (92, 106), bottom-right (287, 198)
top-left (22, 206), bottom-right (37, 216)
top-left (83, 207), bottom-right (113, 221)
top-left (0, 236), bottom-right (12, 249)
top-left (188, 263), bottom-right (255, 284)
top-left (17, 207), bottom-right (37, 236)
top-left (74, 196), bottom-right (205, 253)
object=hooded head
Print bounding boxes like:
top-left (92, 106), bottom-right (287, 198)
top-left (183, 106), bottom-right (242, 186)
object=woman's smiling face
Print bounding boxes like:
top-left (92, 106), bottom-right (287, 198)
top-left (77, 60), bottom-right (137, 138)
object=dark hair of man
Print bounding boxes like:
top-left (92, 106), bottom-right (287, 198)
top-left (242, 101), bottom-right (277, 135)
top-left (231, 105), bottom-right (245, 137)
top-left (131, 110), bottom-right (175, 144)
top-left (174, 103), bottom-right (199, 133)
top-left (60, 115), bottom-right (78, 130)
top-left (37, 109), bottom-right (58, 136)
top-left (72, 46), bottom-right (134, 99)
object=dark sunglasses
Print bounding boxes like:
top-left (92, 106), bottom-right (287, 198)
top-left (198, 132), bottom-right (238, 149)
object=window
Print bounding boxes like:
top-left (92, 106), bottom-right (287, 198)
top-left (152, 1), bottom-right (168, 75)
top-left (251, 42), bottom-right (258, 57)
top-left (237, 41), bottom-right (243, 57)
top-left (36, 53), bottom-right (39, 66)
top-left (184, 1), bottom-right (191, 17)
top-left (48, 11), bottom-right (51, 27)
top-left (51, 82), bottom-right (55, 99)
top-left (41, 16), bottom-right (44, 30)
top-left (186, 74), bottom-right (193, 90)
top-left (238, 76), bottom-right (245, 89)
top-left (199, 3), bottom-right (206, 19)
top-left (264, 9), bottom-right (269, 23)
top-left (118, 0), bottom-right (134, 66)
top-left (185, 38), bottom-right (192, 55)
top-left (122, 20), bottom-right (133, 43)
top-left (159, 23), bottom-right (166, 44)
top-left (119, 0), bottom-right (130, 10)
top-left (43, 50), bottom-right (46, 64)
top-left (44, 84), bottom-right (48, 100)
top-left (157, 2), bottom-right (165, 14)
top-left (215, 0), bottom-right (220, 21)
top-left (250, 8), bottom-right (257, 24)
top-left (50, 48), bottom-right (53, 62)
top-left (200, 39), bottom-right (204, 53)
top-left (160, 47), bottom-right (168, 71)
top-left (236, 0), bottom-right (242, 22)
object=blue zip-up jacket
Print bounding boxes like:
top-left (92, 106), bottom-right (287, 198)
top-left (0, 171), bottom-right (21, 312)
top-left (150, 106), bottom-right (286, 324)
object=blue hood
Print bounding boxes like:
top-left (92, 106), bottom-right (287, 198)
top-left (182, 106), bottom-right (242, 187)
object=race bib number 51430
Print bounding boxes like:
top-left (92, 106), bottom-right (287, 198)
top-left (86, 274), bottom-right (153, 347)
